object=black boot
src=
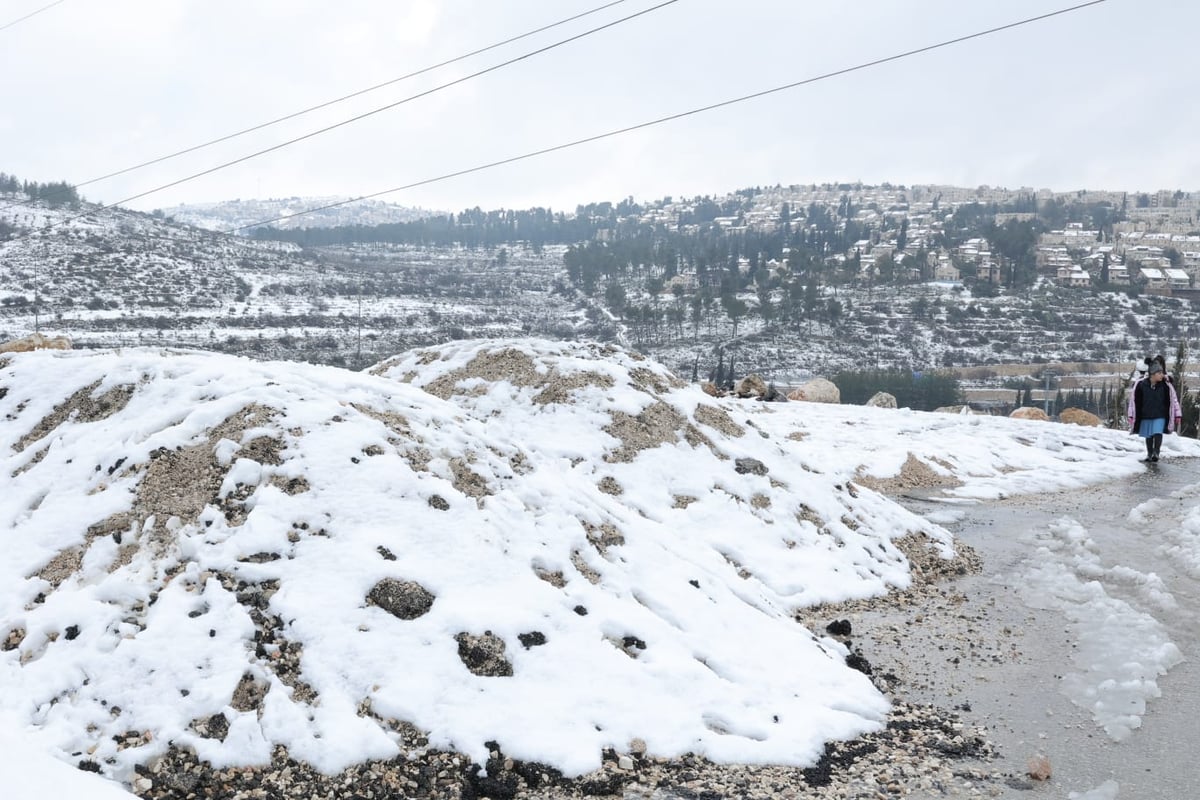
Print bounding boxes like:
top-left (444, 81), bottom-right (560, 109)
top-left (1144, 438), bottom-right (1155, 462)
top-left (1152, 434), bottom-right (1162, 461)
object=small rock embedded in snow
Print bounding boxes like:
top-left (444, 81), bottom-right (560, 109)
top-left (734, 457), bottom-right (768, 475)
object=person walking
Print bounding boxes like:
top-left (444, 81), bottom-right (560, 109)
top-left (1128, 361), bottom-right (1182, 462)
top-left (1150, 353), bottom-right (1178, 398)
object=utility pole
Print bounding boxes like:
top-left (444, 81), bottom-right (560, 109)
top-left (34, 223), bottom-right (45, 333)
top-left (355, 272), bottom-right (363, 369)
top-left (1043, 369), bottom-right (1056, 416)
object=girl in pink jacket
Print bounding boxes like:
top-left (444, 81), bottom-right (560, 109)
top-left (1127, 361), bottom-right (1181, 462)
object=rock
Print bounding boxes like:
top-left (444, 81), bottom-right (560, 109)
top-left (734, 457), bottom-right (768, 475)
top-left (1026, 753), bottom-right (1052, 781)
top-left (191, 713), bottom-right (229, 741)
top-left (629, 738), bottom-right (647, 755)
top-left (734, 374), bottom-right (768, 399)
top-left (368, 578), bottom-right (436, 620)
top-left (700, 381), bottom-right (724, 397)
top-left (517, 631), bottom-right (546, 649)
top-left (1010, 407), bottom-right (1050, 421)
top-left (1059, 407), bottom-right (1101, 426)
top-left (0, 332), bottom-right (72, 353)
top-left (865, 391), bottom-right (897, 409)
top-left (845, 651), bottom-right (872, 675)
top-left (455, 631), bottom-right (513, 677)
top-left (825, 619), bottom-right (852, 637)
top-left (579, 768), bottom-right (629, 796)
top-left (617, 755), bottom-right (635, 771)
top-left (230, 672), bottom-right (267, 712)
top-left (786, 378), bottom-right (840, 404)
top-left (760, 382), bottom-right (788, 402)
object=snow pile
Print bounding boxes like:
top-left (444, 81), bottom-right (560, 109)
top-left (1069, 779), bottom-right (1121, 800)
top-left (0, 712), bottom-right (136, 799)
top-left (1015, 518), bottom-right (1184, 740)
top-left (1157, 490), bottom-right (1200, 578)
top-left (1, 338), bottom-right (1195, 794)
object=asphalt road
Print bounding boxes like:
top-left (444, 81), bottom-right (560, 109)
top-left (882, 457), bottom-right (1200, 799)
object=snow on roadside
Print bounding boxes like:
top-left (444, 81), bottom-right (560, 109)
top-left (0, 712), bottom-right (136, 799)
top-left (2, 338), bottom-right (1197, 792)
top-left (1069, 779), bottom-right (1121, 800)
top-left (1014, 518), bottom-right (1184, 741)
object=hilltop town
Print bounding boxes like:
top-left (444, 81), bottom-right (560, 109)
top-left (568, 183), bottom-right (1199, 293)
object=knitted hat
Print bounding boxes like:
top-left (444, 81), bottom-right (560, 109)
top-left (1148, 362), bottom-right (1164, 375)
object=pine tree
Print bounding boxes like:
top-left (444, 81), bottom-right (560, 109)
top-left (1171, 341), bottom-right (1198, 437)
top-left (1110, 373), bottom-right (1131, 429)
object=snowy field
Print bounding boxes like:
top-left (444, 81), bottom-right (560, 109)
top-left (2, 338), bottom-right (1199, 798)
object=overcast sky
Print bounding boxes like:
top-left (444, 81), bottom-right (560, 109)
top-left (2, 0), bottom-right (1196, 215)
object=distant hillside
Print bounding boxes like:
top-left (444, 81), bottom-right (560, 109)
top-left (0, 194), bottom-right (595, 366)
top-left (6, 187), bottom-right (1200, 385)
top-left (158, 196), bottom-right (443, 232)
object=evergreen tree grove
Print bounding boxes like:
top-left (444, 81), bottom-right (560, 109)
top-left (1171, 341), bottom-right (1198, 438)
top-left (832, 369), bottom-right (963, 411)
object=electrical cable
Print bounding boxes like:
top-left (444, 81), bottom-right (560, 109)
top-left (14, 0), bottom-right (680, 232)
top-left (1, 0), bottom-right (630, 211)
top-left (0, 0), bottom-right (65, 33)
top-left (226, 0), bottom-right (1109, 234)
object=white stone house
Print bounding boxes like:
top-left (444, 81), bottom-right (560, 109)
top-left (1140, 267), bottom-right (1167, 289)
top-left (1165, 268), bottom-right (1191, 290)
top-left (1057, 264), bottom-right (1091, 288)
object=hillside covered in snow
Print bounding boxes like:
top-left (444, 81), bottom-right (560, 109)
top-left (2, 338), bottom-right (1190, 798)
top-left (158, 197), bottom-right (441, 233)
top-left (6, 190), bottom-right (1200, 383)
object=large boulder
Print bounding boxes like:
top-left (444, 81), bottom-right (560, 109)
top-left (1010, 406), bottom-right (1050, 421)
top-left (786, 378), bottom-right (840, 404)
top-left (865, 392), bottom-right (897, 409)
top-left (0, 333), bottom-right (72, 353)
top-left (734, 374), bottom-right (768, 399)
top-left (1059, 407), bottom-right (1102, 427)
top-left (700, 381), bottom-right (724, 398)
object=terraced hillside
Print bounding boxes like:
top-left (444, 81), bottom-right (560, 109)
top-left (4, 195), bottom-right (1199, 379)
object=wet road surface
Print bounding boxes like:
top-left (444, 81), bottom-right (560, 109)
top-left (892, 458), bottom-right (1200, 798)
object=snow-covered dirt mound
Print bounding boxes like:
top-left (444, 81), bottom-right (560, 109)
top-left (1, 339), bottom-right (1189, 794)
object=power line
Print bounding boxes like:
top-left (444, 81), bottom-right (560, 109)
top-left (22, 0), bottom-right (680, 232)
top-left (0, 0), bottom-right (65, 33)
top-left (228, 0), bottom-right (1109, 234)
top-left (11, 0), bottom-right (631, 204)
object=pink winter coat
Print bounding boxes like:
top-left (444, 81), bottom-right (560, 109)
top-left (1127, 376), bottom-right (1182, 432)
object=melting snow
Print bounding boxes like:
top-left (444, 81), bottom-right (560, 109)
top-left (1, 338), bottom-right (1196, 796)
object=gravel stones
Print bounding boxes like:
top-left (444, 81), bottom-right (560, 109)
top-left (854, 452), bottom-right (964, 494)
top-left (603, 402), bottom-right (689, 464)
top-left (13, 379), bottom-right (136, 452)
top-left (131, 699), bottom-right (1004, 800)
